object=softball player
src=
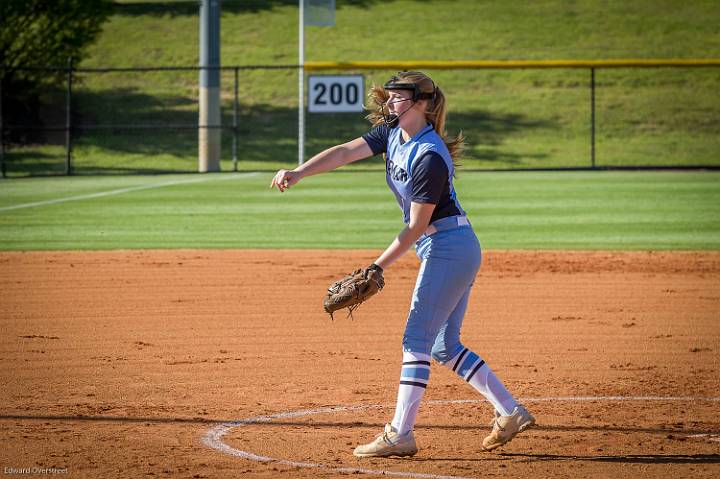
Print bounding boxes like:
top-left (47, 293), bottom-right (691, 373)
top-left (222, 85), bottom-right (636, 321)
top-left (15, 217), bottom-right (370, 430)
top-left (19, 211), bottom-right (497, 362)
top-left (271, 71), bottom-right (534, 457)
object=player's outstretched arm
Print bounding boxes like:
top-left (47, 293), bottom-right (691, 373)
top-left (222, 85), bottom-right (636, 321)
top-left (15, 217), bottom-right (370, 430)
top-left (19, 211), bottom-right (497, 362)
top-left (270, 137), bottom-right (373, 192)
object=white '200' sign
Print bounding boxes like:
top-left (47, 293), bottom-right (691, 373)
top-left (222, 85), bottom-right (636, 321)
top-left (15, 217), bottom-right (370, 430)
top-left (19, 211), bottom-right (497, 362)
top-left (308, 75), bottom-right (364, 113)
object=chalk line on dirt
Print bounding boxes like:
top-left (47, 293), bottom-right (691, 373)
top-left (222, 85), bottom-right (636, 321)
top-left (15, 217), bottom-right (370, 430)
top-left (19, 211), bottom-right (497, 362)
top-left (202, 396), bottom-right (720, 479)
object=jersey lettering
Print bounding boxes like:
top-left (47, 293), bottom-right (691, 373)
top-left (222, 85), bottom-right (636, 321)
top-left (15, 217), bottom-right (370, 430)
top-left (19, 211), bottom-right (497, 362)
top-left (386, 159), bottom-right (409, 182)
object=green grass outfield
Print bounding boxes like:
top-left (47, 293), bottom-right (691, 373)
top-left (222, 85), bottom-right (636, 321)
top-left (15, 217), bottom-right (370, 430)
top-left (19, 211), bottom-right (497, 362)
top-left (1, 171), bottom-right (718, 251)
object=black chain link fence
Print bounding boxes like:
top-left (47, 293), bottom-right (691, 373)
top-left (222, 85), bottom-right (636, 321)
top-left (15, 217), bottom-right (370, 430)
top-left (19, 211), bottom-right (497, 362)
top-left (2, 62), bottom-right (719, 177)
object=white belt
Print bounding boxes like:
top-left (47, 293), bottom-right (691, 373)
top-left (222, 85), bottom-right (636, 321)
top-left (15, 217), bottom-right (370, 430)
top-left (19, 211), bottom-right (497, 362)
top-left (424, 216), bottom-right (470, 236)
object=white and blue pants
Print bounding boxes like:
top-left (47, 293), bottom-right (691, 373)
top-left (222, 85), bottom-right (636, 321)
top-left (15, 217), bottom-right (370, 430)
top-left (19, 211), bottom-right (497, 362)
top-left (391, 217), bottom-right (518, 435)
top-left (403, 219), bottom-right (481, 360)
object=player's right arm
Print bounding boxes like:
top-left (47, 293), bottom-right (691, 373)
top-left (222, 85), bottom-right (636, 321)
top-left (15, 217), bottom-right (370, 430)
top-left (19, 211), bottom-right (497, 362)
top-left (270, 137), bottom-right (373, 192)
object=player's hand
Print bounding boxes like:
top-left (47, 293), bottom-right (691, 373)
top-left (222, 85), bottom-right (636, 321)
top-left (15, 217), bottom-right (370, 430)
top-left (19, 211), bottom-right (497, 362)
top-left (270, 169), bottom-right (301, 193)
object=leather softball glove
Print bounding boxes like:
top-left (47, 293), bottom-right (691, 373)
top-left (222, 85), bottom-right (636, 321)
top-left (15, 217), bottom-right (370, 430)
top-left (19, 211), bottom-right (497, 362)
top-left (323, 264), bottom-right (384, 319)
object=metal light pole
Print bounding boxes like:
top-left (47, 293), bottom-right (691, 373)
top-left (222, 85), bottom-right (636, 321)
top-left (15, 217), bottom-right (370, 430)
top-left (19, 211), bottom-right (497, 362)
top-left (199, 0), bottom-right (221, 172)
top-left (298, 0), bottom-right (305, 166)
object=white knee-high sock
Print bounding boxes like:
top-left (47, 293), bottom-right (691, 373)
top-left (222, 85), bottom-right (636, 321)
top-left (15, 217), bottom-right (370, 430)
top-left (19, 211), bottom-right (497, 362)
top-left (446, 347), bottom-right (518, 416)
top-left (390, 351), bottom-right (430, 436)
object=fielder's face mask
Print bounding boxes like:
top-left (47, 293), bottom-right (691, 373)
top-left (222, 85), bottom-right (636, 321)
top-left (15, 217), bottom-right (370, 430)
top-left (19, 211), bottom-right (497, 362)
top-left (382, 74), bottom-right (437, 128)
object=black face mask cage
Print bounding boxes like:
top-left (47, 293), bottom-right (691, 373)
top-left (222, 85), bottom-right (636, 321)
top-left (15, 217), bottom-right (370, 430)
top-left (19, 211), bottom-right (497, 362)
top-left (381, 75), bottom-right (438, 127)
top-left (383, 75), bottom-right (438, 102)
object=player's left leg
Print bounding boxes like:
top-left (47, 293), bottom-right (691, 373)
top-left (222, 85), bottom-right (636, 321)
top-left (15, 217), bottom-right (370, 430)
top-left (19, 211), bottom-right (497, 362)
top-left (431, 266), bottom-right (535, 451)
top-left (431, 290), bottom-right (519, 417)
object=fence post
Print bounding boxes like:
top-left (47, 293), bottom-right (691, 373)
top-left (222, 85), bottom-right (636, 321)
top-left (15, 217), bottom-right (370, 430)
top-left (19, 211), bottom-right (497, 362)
top-left (65, 56), bottom-right (74, 176)
top-left (590, 67), bottom-right (596, 169)
top-left (233, 66), bottom-right (239, 172)
top-left (0, 77), bottom-right (5, 178)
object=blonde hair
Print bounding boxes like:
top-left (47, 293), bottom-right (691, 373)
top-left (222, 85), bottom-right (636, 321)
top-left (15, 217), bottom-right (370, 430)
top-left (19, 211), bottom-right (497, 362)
top-left (366, 71), bottom-right (465, 168)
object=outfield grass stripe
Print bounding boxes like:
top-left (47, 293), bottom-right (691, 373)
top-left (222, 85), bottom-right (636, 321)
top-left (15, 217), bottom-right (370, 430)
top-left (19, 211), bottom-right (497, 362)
top-left (1, 171), bottom-right (718, 250)
top-left (0, 173), bottom-right (259, 213)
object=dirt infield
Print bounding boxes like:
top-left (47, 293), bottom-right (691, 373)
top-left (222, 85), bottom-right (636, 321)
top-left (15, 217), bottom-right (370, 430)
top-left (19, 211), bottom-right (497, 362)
top-left (1, 249), bottom-right (719, 478)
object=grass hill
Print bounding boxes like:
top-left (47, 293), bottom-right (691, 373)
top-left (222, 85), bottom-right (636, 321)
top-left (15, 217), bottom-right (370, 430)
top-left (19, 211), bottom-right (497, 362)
top-left (5, 0), bottom-right (720, 175)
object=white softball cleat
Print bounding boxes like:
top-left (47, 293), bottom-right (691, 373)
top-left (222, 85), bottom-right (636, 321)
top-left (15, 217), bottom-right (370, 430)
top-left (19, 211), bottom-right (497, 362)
top-left (353, 424), bottom-right (418, 458)
top-left (482, 405), bottom-right (536, 451)
top-left (489, 409), bottom-right (501, 425)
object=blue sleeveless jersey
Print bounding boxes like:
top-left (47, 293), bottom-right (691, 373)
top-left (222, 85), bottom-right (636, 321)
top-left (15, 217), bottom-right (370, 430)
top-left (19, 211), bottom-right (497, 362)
top-left (381, 124), bottom-right (465, 224)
